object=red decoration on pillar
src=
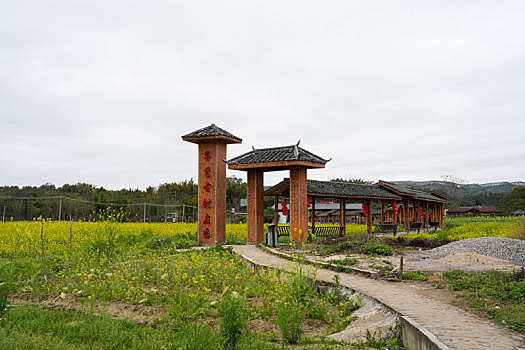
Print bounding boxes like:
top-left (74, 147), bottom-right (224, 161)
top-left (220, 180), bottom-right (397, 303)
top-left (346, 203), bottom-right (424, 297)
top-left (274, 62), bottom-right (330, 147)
top-left (202, 199), bottom-right (211, 208)
top-left (202, 181), bottom-right (211, 192)
top-left (203, 228), bottom-right (211, 239)
top-left (204, 166), bottom-right (211, 177)
top-left (204, 151), bottom-right (211, 161)
top-left (203, 214), bottom-right (211, 224)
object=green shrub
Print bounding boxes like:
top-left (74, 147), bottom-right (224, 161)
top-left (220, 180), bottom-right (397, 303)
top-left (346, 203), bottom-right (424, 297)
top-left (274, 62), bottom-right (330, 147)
top-left (307, 301), bottom-right (328, 320)
top-left (328, 275), bottom-right (344, 305)
top-left (0, 283), bottom-right (9, 317)
top-left (339, 296), bottom-right (362, 317)
top-left (219, 292), bottom-right (247, 350)
top-left (338, 241), bottom-right (352, 251)
top-left (364, 244), bottom-right (394, 256)
top-left (402, 271), bottom-right (431, 281)
top-left (289, 267), bottom-right (315, 309)
top-left (277, 302), bottom-right (303, 344)
top-left (330, 257), bottom-right (357, 266)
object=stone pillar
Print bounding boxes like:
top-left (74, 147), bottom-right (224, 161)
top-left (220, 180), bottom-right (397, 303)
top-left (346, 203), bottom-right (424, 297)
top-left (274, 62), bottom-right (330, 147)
top-left (197, 142), bottom-right (227, 244)
top-left (247, 168), bottom-right (264, 244)
top-left (289, 166), bottom-right (308, 242)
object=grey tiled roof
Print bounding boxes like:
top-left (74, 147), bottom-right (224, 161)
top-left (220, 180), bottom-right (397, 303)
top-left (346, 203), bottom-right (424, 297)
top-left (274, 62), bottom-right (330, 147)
top-left (307, 179), bottom-right (401, 199)
top-left (227, 144), bottom-right (328, 165)
top-left (265, 178), bottom-right (401, 200)
top-left (377, 181), bottom-right (446, 202)
top-left (182, 124), bottom-right (242, 141)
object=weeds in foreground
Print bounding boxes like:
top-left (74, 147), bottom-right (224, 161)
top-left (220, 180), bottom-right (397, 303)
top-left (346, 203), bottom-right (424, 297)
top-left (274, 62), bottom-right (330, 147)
top-left (0, 283), bottom-right (9, 317)
top-left (277, 302), bottom-right (303, 344)
top-left (219, 291), bottom-right (247, 350)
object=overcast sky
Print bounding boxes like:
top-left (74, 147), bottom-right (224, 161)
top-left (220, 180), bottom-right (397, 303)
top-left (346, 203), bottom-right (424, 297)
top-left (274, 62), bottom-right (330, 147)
top-left (1, 1), bottom-right (524, 190)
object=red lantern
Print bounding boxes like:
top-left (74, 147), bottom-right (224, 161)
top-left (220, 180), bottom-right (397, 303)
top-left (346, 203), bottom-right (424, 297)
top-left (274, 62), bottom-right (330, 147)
top-left (281, 201), bottom-right (288, 216)
top-left (391, 201), bottom-right (398, 214)
top-left (362, 204), bottom-right (368, 216)
top-left (441, 208), bottom-right (445, 217)
top-left (419, 208), bottom-right (424, 217)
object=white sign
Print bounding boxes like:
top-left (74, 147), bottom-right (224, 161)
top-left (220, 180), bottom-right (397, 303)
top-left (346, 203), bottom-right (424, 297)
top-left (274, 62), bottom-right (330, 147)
top-left (240, 199), bottom-right (247, 207)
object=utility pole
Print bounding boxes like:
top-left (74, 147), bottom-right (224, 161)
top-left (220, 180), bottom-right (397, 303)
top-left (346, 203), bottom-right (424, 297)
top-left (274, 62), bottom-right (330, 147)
top-left (58, 197), bottom-right (62, 221)
top-left (143, 203), bottom-right (147, 222)
top-left (182, 204), bottom-right (185, 223)
top-left (2, 205), bottom-right (5, 222)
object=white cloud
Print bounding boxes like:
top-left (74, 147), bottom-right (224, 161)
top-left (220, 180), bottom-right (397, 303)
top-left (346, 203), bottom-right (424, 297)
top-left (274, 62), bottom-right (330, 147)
top-left (1, 0), bottom-right (524, 189)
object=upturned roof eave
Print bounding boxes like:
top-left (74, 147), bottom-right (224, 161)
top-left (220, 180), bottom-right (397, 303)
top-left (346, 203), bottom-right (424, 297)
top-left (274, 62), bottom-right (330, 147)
top-left (181, 135), bottom-right (242, 144)
top-left (228, 160), bottom-right (326, 171)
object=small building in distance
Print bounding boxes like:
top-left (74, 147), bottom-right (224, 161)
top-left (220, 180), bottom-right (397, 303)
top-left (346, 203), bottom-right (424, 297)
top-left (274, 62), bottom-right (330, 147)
top-left (447, 206), bottom-right (502, 218)
top-left (509, 209), bottom-right (525, 217)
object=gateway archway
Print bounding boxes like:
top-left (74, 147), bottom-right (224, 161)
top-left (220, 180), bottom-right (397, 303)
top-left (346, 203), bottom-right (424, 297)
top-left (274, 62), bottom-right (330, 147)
top-left (226, 142), bottom-right (329, 244)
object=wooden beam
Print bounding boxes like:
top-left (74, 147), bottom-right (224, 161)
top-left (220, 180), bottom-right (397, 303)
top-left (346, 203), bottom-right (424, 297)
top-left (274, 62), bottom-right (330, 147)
top-left (274, 195), bottom-right (279, 226)
top-left (404, 199), bottom-right (410, 233)
top-left (228, 160), bottom-right (325, 171)
top-left (381, 201), bottom-right (384, 225)
top-left (426, 202), bottom-right (429, 231)
top-left (340, 199), bottom-right (346, 236)
top-left (311, 197), bottom-right (316, 231)
top-left (367, 199), bottom-right (373, 237)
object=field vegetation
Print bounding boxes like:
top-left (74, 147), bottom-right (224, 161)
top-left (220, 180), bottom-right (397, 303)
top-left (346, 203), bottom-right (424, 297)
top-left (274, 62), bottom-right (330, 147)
top-left (0, 210), bottom-right (404, 349)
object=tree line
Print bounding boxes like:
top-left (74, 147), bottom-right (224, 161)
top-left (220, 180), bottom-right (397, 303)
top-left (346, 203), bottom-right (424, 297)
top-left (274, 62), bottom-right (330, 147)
top-left (0, 177), bottom-right (248, 222)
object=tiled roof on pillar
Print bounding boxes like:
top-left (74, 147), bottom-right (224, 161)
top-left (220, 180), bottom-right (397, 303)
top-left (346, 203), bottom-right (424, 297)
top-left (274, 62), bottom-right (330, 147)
top-left (264, 178), bottom-right (401, 200)
top-left (182, 124), bottom-right (242, 144)
top-left (376, 181), bottom-right (446, 203)
top-left (227, 143), bottom-right (329, 170)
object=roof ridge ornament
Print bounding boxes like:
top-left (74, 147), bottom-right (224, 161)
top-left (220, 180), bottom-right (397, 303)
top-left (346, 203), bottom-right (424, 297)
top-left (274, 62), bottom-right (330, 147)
top-left (293, 145), bottom-right (299, 159)
top-left (252, 146), bottom-right (256, 151)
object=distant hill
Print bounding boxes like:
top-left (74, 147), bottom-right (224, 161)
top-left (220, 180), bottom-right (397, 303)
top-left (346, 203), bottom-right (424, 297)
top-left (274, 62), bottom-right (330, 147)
top-left (391, 180), bottom-right (525, 209)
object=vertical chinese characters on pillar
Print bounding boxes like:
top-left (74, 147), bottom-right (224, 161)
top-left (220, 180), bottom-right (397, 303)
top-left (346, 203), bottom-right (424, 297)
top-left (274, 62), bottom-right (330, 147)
top-left (202, 150), bottom-right (212, 239)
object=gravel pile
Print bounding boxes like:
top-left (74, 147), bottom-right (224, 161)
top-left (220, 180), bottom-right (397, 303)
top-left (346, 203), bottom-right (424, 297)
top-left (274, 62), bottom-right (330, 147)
top-left (425, 237), bottom-right (525, 267)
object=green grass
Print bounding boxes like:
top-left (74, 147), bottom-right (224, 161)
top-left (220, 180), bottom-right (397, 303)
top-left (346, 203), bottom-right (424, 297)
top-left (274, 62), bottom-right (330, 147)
top-left (442, 270), bottom-right (525, 333)
top-left (0, 305), bottom-right (225, 350)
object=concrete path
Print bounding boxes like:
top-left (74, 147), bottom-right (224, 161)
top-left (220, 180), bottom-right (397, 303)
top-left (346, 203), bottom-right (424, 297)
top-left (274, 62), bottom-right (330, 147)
top-left (232, 245), bottom-right (525, 350)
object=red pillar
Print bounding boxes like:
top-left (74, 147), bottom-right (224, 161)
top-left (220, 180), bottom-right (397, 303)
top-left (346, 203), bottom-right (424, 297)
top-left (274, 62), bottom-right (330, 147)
top-left (290, 166), bottom-right (308, 242)
top-left (197, 142), bottom-right (227, 245)
top-left (247, 169), bottom-right (264, 244)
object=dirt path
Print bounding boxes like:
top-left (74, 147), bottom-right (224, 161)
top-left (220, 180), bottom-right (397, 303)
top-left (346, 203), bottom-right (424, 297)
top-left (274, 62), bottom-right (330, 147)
top-left (232, 245), bottom-right (525, 350)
